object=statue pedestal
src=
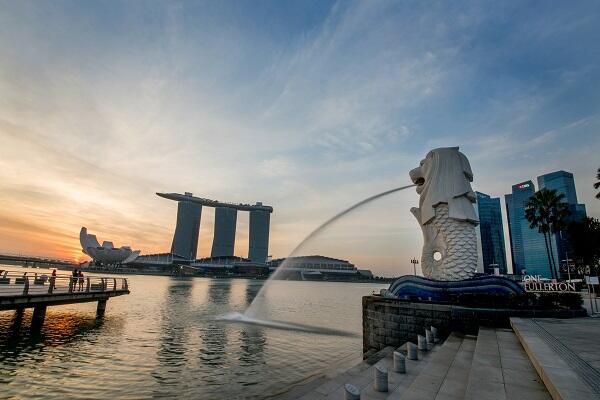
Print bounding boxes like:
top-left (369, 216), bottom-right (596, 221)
top-left (386, 275), bottom-right (524, 302)
top-left (362, 276), bottom-right (586, 355)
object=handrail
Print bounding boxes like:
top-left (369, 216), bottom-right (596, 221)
top-left (0, 270), bottom-right (129, 297)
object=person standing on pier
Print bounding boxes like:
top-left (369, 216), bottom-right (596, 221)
top-left (72, 269), bottom-right (78, 291)
top-left (78, 270), bottom-right (84, 291)
top-left (51, 269), bottom-right (57, 290)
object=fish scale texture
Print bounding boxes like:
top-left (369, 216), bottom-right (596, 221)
top-left (420, 204), bottom-right (477, 281)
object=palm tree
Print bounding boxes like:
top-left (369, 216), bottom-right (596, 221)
top-left (525, 189), bottom-right (570, 280)
top-left (595, 167), bottom-right (600, 199)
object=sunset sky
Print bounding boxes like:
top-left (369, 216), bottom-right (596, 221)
top-left (1, 1), bottom-right (599, 276)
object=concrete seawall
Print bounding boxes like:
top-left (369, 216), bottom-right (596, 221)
top-left (362, 295), bottom-right (586, 354)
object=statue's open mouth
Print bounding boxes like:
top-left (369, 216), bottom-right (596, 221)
top-left (412, 177), bottom-right (425, 194)
top-left (414, 177), bottom-right (425, 186)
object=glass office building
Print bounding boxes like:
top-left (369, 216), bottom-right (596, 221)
top-left (476, 192), bottom-right (507, 274)
top-left (537, 171), bottom-right (587, 272)
top-left (505, 181), bottom-right (558, 278)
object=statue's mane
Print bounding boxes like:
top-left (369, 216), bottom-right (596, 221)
top-left (418, 147), bottom-right (478, 225)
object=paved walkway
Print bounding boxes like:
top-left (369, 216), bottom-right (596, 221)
top-left (464, 327), bottom-right (549, 400)
top-left (511, 317), bottom-right (600, 400)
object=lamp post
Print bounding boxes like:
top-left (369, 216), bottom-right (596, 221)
top-left (489, 263), bottom-right (500, 276)
top-left (411, 258), bottom-right (419, 276)
top-left (562, 252), bottom-right (573, 283)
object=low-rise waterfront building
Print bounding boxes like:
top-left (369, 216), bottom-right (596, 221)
top-left (268, 255), bottom-right (374, 281)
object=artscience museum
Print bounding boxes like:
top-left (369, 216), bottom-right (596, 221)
top-left (79, 227), bottom-right (140, 264)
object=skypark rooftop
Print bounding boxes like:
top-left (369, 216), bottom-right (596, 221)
top-left (156, 192), bottom-right (273, 212)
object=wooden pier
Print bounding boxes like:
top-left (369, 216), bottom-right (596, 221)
top-left (0, 270), bottom-right (130, 328)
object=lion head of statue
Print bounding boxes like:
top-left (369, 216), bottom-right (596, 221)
top-left (409, 146), bottom-right (478, 226)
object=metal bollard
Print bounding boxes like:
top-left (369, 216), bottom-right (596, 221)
top-left (407, 342), bottom-right (418, 360)
top-left (431, 326), bottom-right (439, 343)
top-left (373, 365), bottom-right (388, 392)
top-left (426, 329), bottom-right (434, 345)
top-left (393, 351), bottom-right (406, 373)
top-left (344, 383), bottom-right (360, 400)
top-left (418, 334), bottom-right (428, 351)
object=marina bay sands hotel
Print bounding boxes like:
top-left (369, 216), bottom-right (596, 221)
top-left (157, 192), bottom-right (273, 263)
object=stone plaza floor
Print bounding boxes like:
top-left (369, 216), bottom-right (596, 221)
top-left (511, 317), bottom-right (600, 400)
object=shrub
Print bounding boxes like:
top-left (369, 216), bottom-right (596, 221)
top-left (449, 291), bottom-right (582, 310)
top-left (557, 292), bottom-right (584, 309)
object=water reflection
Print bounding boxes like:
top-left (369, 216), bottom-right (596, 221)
top-left (245, 282), bottom-right (262, 306)
top-left (0, 309), bottom-right (111, 362)
top-left (152, 278), bottom-right (193, 393)
top-left (239, 282), bottom-right (266, 366)
top-left (207, 279), bottom-right (232, 305)
top-left (238, 327), bottom-right (266, 367)
top-left (198, 280), bottom-right (231, 368)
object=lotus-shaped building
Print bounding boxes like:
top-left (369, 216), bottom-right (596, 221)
top-left (80, 227), bottom-right (140, 264)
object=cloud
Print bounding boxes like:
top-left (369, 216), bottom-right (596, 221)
top-left (0, 0), bottom-right (599, 276)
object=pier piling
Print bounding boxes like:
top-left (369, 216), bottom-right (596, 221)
top-left (31, 305), bottom-right (47, 329)
top-left (96, 299), bottom-right (107, 317)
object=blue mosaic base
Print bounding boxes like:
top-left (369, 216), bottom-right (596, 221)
top-left (387, 275), bottom-right (525, 302)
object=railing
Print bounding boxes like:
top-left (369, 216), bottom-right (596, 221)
top-left (0, 253), bottom-right (75, 265)
top-left (0, 270), bottom-right (129, 297)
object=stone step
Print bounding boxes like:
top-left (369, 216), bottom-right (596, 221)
top-left (278, 330), bottom-right (449, 399)
top-left (434, 334), bottom-right (476, 399)
top-left (393, 333), bottom-right (471, 399)
top-left (511, 318), bottom-right (600, 400)
top-left (464, 326), bottom-right (551, 400)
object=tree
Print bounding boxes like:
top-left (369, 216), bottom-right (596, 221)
top-left (525, 189), bottom-right (570, 280)
top-left (567, 217), bottom-right (600, 276)
top-left (595, 167), bottom-right (600, 200)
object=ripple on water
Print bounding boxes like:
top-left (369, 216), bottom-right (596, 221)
top-left (0, 271), bottom-right (387, 399)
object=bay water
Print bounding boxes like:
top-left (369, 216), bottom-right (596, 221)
top-left (0, 266), bottom-right (386, 399)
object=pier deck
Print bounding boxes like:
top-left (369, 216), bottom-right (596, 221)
top-left (0, 270), bottom-right (129, 327)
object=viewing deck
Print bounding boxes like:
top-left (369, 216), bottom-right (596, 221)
top-left (157, 192), bottom-right (273, 212)
top-left (0, 270), bottom-right (130, 328)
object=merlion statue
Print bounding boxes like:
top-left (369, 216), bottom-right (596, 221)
top-left (409, 147), bottom-right (479, 281)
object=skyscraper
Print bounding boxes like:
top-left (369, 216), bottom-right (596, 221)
top-left (537, 170), bottom-right (587, 270)
top-left (248, 209), bottom-right (270, 263)
top-left (476, 192), bottom-right (507, 274)
top-left (537, 170), bottom-right (579, 205)
top-left (211, 207), bottom-right (237, 258)
top-left (158, 192), bottom-right (273, 264)
top-left (505, 181), bottom-right (558, 278)
top-left (170, 194), bottom-right (202, 260)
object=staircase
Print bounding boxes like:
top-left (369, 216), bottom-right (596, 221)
top-left (275, 325), bottom-right (550, 399)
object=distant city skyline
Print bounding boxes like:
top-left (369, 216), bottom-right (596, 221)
top-left (1, 1), bottom-right (599, 277)
top-left (503, 170), bottom-right (588, 278)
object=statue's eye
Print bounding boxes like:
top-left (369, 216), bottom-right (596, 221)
top-left (419, 159), bottom-right (425, 166)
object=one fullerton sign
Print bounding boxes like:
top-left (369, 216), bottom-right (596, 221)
top-left (523, 275), bottom-right (576, 292)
